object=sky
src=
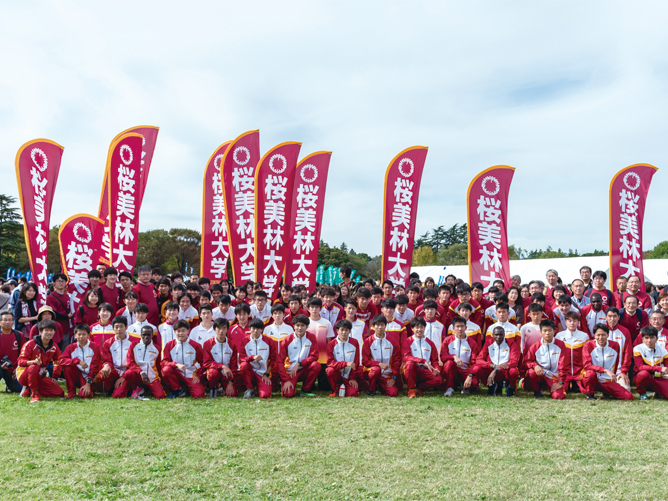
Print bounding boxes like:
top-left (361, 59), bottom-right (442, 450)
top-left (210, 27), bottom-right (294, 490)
top-left (2, 1), bottom-right (668, 258)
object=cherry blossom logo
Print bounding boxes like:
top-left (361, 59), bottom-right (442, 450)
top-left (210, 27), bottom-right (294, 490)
top-left (120, 144), bottom-right (133, 166)
top-left (623, 172), bottom-right (641, 191)
top-left (481, 176), bottom-right (500, 196)
top-left (73, 222), bottom-right (92, 243)
top-left (213, 154), bottom-right (224, 172)
top-left (31, 148), bottom-right (48, 172)
top-left (233, 146), bottom-right (250, 166)
top-left (398, 158), bottom-right (414, 178)
top-left (269, 154), bottom-right (287, 174)
top-left (300, 164), bottom-right (318, 183)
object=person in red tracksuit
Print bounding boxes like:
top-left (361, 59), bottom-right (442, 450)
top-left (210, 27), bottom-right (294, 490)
top-left (618, 295), bottom-right (649, 342)
top-left (402, 316), bottom-right (442, 398)
top-left (203, 318), bottom-right (239, 398)
top-left (125, 326), bottom-right (166, 399)
top-left (582, 324), bottom-right (633, 401)
top-left (16, 320), bottom-right (64, 402)
top-left (59, 324), bottom-right (102, 399)
top-left (523, 320), bottom-right (566, 399)
top-left (326, 319), bottom-right (362, 397)
top-left (441, 316), bottom-right (480, 396)
top-left (162, 320), bottom-right (205, 398)
top-left (633, 326), bottom-right (668, 400)
top-left (362, 315), bottom-right (401, 397)
top-left (279, 315), bottom-right (321, 398)
top-left (604, 307), bottom-right (633, 391)
top-left (554, 311), bottom-right (589, 393)
top-left (132, 265), bottom-right (160, 326)
top-left (239, 318), bottom-right (277, 399)
top-left (99, 316), bottom-right (135, 397)
top-left (475, 325), bottom-right (521, 396)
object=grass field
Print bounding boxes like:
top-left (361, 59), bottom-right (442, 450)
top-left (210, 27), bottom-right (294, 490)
top-left (1, 387), bottom-right (666, 501)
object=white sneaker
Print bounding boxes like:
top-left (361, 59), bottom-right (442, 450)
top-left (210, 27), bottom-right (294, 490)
top-left (444, 387), bottom-right (455, 397)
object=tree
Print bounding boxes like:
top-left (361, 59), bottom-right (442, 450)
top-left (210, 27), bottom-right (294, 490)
top-left (648, 241), bottom-right (668, 259)
top-left (0, 195), bottom-right (27, 275)
top-left (169, 228), bottom-right (201, 273)
top-left (413, 246), bottom-right (436, 266)
top-left (48, 225), bottom-right (62, 273)
top-left (436, 242), bottom-right (468, 265)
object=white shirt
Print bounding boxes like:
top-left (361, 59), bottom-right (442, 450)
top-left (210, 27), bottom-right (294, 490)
top-left (213, 306), bottom-right (235, 322)
top-left (189, 323), bottom-right (215, 346)
top-left (250, 303), bottom-right (272, 323)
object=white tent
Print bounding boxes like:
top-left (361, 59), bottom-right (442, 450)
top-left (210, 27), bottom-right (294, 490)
top-left (412, 256), bottom-right (668, 287)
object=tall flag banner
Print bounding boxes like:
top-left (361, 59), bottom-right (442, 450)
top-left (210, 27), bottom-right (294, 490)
top-left (609, 163), bottom-right (658, 289)
top-left (201, 141), bottom-right (232, 282)
top-left (220, 130), bottom-right (260, 285)
top-left (254, 142), bottom-right (302, 299)
top-left (98, 126), bottom-right (159, 264)
top-left (107, 133), bottom-right (144, 274)
top-left (15, 139), bottom-right (64, 305)
top-left (467, 165), bottom-right (515, 291)
top-left (59, 214), bottom-right (105, 309)
top-left (380, 146), bottom-right (428, 287)
top-left (284, 151), bottom-right (332, 292)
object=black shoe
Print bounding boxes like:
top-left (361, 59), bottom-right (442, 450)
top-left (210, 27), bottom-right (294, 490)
top-left (506, 386), bottom-right (516, 397)
top-left (367, 391), bottom-right (376, 397)
top-left (487, 383), bottom-right (497, 396)
top-left (534, 391), bottom-right (543, 399)
top-left (586, 393), bottom-right (596, 401)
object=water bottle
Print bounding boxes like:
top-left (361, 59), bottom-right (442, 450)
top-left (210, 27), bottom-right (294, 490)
top-left (501, 381), bottom-right (507, 396)
top-left (339, 384), bottom-right (346, 397)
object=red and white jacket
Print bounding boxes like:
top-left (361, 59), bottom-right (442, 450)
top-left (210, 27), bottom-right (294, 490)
top-left (17, 336), bottom-right (62, 379)
top-left (362, 333), bottom-right (401, 379)
top-left (59, 340), bottom-right (102, 378)
top-left (101, 335), bottom-right (133, 376)
top-left (202, 336), bottom-right (238, 374)
top-left (90, 322), bottom-right (115, 346)
top-left (477, 337), bottom-right (520, 370)
top-left (326, 336), bottom-right (361, 380)
top-left (555, 329), bottom-right (589, 378)
top-left (278, 332), bottom-right (318, 381)
top-left (423, 319), bottom-right (445, 356)
top-left (158, 322), bottom-right (176, 354)
top-left (321, 302), bottom-right (344, 326)
top-left (633, 327), bottom-right (668, 350)
top-left (580, 305), bottom-right (606, 335)
top-left (485, 321), bottom-right (521, 348)
top-left (128, 340), bottom-right (162, 382)
top-left (440, 335), bottom-right (480, 371)
top-left (523, 338), bottom-right (565, 380)
top-left (606, 323), bottom-right (632, 374)
top-left (162, 339), bottom-right (203, 379)
top-left (583, 340), bottom-right (621, 383)
top-left (402, 335), bottom-right (439, 367)
top-left (633, 342), bottom-right (668, 376)
top-left (239, 334), bottom-right (276, 377)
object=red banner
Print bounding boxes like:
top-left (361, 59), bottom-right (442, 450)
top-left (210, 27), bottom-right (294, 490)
top-left (15, 139), bottom-right (64, 305)
top-left (284, 151), bottom-right (331, 291)
top-left (98, 126), bottom-right (159, 264)
top-left (254, 142), bottom-right (302, 299)
top-left (201, 141), bottom-right (232, 282)
top-left (381, 147), bottom-right (428, 287)
top-left (609, 163), bottom-right (658, 289)
top-left (467, 165), bottom-right (515, 291)
top-left (59, 214), bottom-right (106, 309)
top-left (220, 130), bottom-right (260, 285)
top-left (107, 133), bottom-right (144, 274)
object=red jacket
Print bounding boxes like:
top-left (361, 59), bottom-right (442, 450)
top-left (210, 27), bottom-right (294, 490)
top-left (583, 340), bottom-right (622, 378)
top-left (132, 282), bottom-right (160, 325)
top-left (402, 335), bottom-right (440, 366)
top-left (523, 338), bottom-right (566, 376)
top-left (555, 330), bottom-right (589, 379)
top-left (202, 336), bottom-right (238, 373)
top-left (17, 336), bottom-right (62, 379)
top-left (0, 330), bottom-right (25, 367)
top-left (58, 340), bottom-right (103, 378)
top-left (618, 308), bottom-right (649, 341)
top-left (606, 324), bottom-right (633, 374)
top-left (326, 337), bottom-right (362, 381)
top-left (415, 302), bottom-right (448, 326)
top-left (162, 339), bottom-right (204, 378)
top-left (284, 308), bottom-right (309, 327)
top-left (127, 339), bottom-right (163, 382)
top-left (45, 291), bottom-right (71, 341)
top-left (440, 335), bottom-right (480, 370)
top-left (477, 337), bottom-right (520, 370)
top-left (449, 298), bottom-right (483, 327)
top-left (228, 323), bottom-right (251, 350)
top-left (99, 284), bottom-right (121, 312)
top-left (238, 334), bottom-right (277, 377)
top-left (74, 303), bottom-right (99, 326)
top-left (362, 334), bottom-right (401, 377)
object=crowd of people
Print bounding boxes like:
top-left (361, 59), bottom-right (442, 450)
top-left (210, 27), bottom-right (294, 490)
top-left (1, 263), bottom-right (668, 403)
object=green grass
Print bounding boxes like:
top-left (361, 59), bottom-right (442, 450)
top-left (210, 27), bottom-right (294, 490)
top-left (0, 387), bottom-right (666, 501)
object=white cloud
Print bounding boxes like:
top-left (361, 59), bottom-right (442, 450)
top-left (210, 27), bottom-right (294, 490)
top-left (1, 0), bottom-right (668, 261)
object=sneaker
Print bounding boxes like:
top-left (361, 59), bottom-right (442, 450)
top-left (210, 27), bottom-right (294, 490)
top-left (209, 389), bottom-right (215, 399)
top-left (65, 392), bottom-right (74, 399)
top-left (367, 391), bottom-right (376, 397)
top-left (20, 387), bottom-right (31, 398)
top-left (408, 389), bottom-right (417, 398)
top-left (639, 393), bottom-right (649, 401)
top-left (30, 394), bottom-right (40, 404)
top-left (444, 387), bottom-right (455, 397)
top-left (462, 388), bottom-right (471, 395)
top-left (327, 392), bottom-right (337, 397)
top-left (299, 390), bottom-right (315, 397)
top-left (58, 378), bottom-right (66, 383)
top-left (506, 386), bottom-right (515, 397)
top-left (487, 383), bottom-right (497, 396)
top-left (243, 389), bottom-right (255, 399)
top-left (534, 391), bottom-right (543, 399)
top-left (586, 393), bottom-right (596, 401)
top-left (416, 389), bottom-right (425, 396)
top-left (131, 388), bottom-right (145, 399)
top-left (168, 389), bottom-right (184, 399)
